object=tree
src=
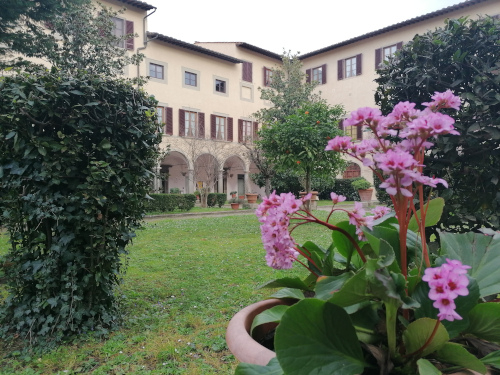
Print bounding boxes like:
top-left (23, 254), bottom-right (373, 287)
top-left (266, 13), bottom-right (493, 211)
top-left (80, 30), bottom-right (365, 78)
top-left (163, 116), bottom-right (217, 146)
top-left (375, 16), bottom-right (500, 232)
top-left (0, 0), bottom-right (88, 69)
top-left (258, 101), bottom-right (346, 209)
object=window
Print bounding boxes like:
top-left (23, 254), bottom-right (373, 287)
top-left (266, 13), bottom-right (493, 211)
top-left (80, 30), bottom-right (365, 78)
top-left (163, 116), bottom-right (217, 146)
top-left (211, 115), bottom-right (233, 141)
top-left (263, 67), bottom-right (273, 86)
top-left (156, 107), bottom-right (164, 125)
top-left (216, 116), bottom-right (226, 140)
top-left (338, 54), bottom-right (362, 80)
top-left (150, 63), bottom-right (164, 79)
top-left (215, 79), bottom-right (226, 93)
top-left (340, 119), bottom-right (362, 140)
top-left (157, 106), bottom-right (173, 135)
top-left (179, 109), bottom-right (204, 138)
top-left (343, 163), bottom-right (361, 179)
top-left (238, 120), bottom-right (258, 142)
top-left (185, 111), bottom-right (197, 137)
top-left (242, 61), bottom-right (253, 82)
top-left (306, 64), bottom-right (327, 84)
top-left (375, 42), bottom-right (402, 68)
top-left (185, 71), bottom-right (197, 86)
top-left (111, 17), bottom-right (133, 50)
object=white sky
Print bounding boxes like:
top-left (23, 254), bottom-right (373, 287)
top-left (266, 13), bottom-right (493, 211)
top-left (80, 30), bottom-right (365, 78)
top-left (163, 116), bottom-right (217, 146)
top-left (145, 0), bottom-right (466, 55)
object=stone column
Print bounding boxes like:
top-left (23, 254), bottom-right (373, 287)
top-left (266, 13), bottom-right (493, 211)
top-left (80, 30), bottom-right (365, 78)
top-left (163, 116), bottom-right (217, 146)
top-left (186, 169), bottom-right (194, 194)
top-left (218, 169), bottom-right (224, 193)
top-left (244, 171), bottom-right (250, 194)
top-left (152, 165), bottom-right (161, 193)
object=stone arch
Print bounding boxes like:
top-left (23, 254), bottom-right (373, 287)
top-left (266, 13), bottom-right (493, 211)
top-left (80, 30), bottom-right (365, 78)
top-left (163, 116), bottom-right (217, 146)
top-left (223, 154), bottom-right (246, 197)
top-left (343, 162), bottom-right (361, 179)
top-left (159, 149), bottom-right (190, 194)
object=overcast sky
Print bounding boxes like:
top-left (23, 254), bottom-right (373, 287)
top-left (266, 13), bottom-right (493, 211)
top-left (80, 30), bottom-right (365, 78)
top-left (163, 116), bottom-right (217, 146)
top-left (145, 0), bottom-right (466, 55)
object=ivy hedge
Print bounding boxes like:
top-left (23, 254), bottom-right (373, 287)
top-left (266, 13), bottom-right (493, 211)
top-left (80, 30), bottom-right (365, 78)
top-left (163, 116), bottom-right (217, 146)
top-left (144, 194), bottom-right (196, 213)
top-left (0, 68), bottom-right (161, 346)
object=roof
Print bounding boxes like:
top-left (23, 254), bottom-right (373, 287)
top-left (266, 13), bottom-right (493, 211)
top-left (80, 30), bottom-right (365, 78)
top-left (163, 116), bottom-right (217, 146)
top-left (116, 0), bottom-right (156, 10)
top-left (299, 0), bottom-right (491, 59)
top-left (236, 43), bottom-right (282, 61)
top-left (146, 32), bottom-right (244, 63)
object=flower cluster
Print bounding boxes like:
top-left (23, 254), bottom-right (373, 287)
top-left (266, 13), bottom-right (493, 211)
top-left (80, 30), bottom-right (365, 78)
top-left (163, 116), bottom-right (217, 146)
top-left (347, 201), bottom-right (392, 240)
top-left (256, 191), bottom-right (310, 269)
top-left (325, 90), bottom-right (460, 198)
top-left (422, 259), bottom-right (471, 321)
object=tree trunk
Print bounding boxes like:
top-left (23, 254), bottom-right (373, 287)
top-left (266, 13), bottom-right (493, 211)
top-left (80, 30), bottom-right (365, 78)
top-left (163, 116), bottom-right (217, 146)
top-left (304, 167), bottom-right (312, 212)
top-left (265, 177), bottom-right (271, 197)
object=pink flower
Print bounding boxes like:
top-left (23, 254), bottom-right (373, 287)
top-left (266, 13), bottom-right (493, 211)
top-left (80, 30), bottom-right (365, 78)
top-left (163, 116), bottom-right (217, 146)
top-left (344, 107), bottom-right (382, 127)
top-left (325, 136), bottom-right (354, 152)
top-left (348, 202), bottom-right (374, 240)
top-left (371, 206), bottom-right (391, 220)
top-left (423, 90), bottom-right (461, 111)
top-left (330, 192), bottom-right (346, 204)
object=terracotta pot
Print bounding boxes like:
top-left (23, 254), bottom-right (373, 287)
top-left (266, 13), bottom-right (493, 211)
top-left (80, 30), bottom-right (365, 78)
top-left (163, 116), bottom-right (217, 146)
top-left (358, 188), bottom-right (373, 202)
top-left (230, 203), bottom-right (240, 210)
top-left (226, 299), bottom-right (284, 366)
top-left (245, 193), bottom-right (258, 204)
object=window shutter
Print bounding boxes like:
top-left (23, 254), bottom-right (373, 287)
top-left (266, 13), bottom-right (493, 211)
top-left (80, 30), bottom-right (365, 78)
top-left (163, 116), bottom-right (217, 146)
top-left (263, 67), bottom-right (267, 86)
top-left (396, 42), bottom-right (403, 50)
top-left (166, 107), bottom-right (173, 135)
top-left (198, 112), bottom-right (205, 138)
top-left (306, 69), bottom-right (311, 83)
top-left (356, 125), bottom-right (363, 140)
top-left (125, 20), bottom-right (134, 50)
top-left (321, 64), bottom-right (327, 84)
top-left (339, 119), bottom-right (344, 131)
top-left (337, 60), bottom-right (343, 80)
top-left (253, 122), bottom-right (258, 139)
top-left (179, 109), bottom-right (185, 136)
top-left (356, 54), bottom-right (362, 76)
top-left (375, 48), bottom-right (382, 69)
top-left (243, 62), bottom-right (252, 82)
top-left (211, 114), bottom-right (216, 139)
top-left (227, 117), bottom-right (233, 142)
top-left (238, 120), bottom-right (243, 143)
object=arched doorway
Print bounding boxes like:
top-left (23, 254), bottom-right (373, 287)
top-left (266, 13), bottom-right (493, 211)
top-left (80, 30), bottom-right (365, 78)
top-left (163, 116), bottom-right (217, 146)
top-left (343, 162), bottom-right (361, 179)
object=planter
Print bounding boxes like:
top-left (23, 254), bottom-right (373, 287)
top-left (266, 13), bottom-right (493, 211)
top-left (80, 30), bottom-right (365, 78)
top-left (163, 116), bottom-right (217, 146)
top-left (226, 299), bottom-right (285, 366)
top-left (246, 193), bottom-right (258, 204)
top-left (230, 203), bottom-right (240, 210)
top-left (358, 188), bottom-right (373, 202)
top-left (299, 191), bottom-right (318, 210)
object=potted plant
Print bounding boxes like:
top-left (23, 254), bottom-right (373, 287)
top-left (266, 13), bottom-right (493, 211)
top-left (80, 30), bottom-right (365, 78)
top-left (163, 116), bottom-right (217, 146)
top-left (228, 92), bottom-right (500, 375)
top-left (228, 197), bottom-right (242, 210)
top-left (351, 177), bottom-right (373, 202)
top-left (230, 191), bottom-right (237, 199)
top-left (245, 192), bottom-right (259, 204)
top-left (194, 190), bottom-right (200, 201)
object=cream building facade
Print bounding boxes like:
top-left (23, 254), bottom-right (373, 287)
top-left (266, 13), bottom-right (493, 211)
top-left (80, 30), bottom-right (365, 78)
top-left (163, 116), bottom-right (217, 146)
top-left (104, 0), bottom-right (499, 197)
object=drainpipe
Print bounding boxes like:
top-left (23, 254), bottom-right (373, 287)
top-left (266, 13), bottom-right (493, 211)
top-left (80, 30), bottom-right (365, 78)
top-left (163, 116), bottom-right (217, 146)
top-left (136, 6), bottom-right (157, 86)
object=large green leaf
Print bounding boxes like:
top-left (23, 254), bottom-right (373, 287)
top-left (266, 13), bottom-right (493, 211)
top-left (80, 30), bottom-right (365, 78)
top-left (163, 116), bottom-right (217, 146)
top-left (403, 318), bottom-right (449, 357)
top-left (417, 359), bottom-right (442, 375)
top-left (435, 342), bottom-right (487, 374)
top-left (481, 350), bottom-right (500, 370)
top-left (315, 273), bottom-right (352, 300)
top-left (235, 358), bottom-right (284, 375)
top-left (275, 299), bottom-right (365, 375)
top-left (331, 221), bottom-right (361, 266)
top-left (298, 241), bottom-right (326, 275)
top-left (251, 305), bottom-right (289, 335)
top-left (269, 288), bottom-right (304, 300)
top-left (328, 269), bottom-right (370, 307)
top-left (408, 198), bottom-right (445, 232)
top-left (465, 303), bottom-right (500, 343)
top-left (440, 232), bottom-right (500, 298)
top-left (258, 277), bottom-right (313, 292)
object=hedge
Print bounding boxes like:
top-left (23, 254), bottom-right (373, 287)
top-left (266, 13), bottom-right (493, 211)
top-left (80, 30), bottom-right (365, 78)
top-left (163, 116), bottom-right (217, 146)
top-left (207, 193), bottom-right (227, 208)
top-left (317, 177), bottom-right (366, 201)
top-left (145, 194), bottom-right (196, 213)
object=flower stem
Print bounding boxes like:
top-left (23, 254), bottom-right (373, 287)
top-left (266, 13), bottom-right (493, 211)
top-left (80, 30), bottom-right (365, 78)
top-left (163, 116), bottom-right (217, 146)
top-left (386, 300), bottom-right (399, 359)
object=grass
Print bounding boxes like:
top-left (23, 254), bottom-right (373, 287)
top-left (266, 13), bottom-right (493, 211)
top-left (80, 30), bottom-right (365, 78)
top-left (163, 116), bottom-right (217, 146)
top-left (0, 210), bottom-right (347, 374)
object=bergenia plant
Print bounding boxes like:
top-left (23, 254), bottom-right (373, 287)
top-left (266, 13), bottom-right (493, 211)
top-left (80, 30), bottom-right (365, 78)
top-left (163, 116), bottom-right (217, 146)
top-left (236, 92), bottom-right (500, 375)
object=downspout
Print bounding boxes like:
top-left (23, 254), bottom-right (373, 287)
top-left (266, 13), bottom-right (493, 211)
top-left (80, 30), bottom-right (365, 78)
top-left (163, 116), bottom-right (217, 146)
top-left (136, 6), bottom-right (157, 87)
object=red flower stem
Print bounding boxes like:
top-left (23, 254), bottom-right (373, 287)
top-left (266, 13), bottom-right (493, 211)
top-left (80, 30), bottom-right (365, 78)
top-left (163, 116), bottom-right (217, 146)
top-left (293, 246), bottom-right (321, 274)
top-left (292, 254), bottom-right (320, 277)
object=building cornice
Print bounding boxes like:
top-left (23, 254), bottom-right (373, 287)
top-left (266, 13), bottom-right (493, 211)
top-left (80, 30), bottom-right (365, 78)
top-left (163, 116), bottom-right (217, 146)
top-left (236, 43), bottom-right (282, 61)
top-left (115, 0), bottom-right (156, 11)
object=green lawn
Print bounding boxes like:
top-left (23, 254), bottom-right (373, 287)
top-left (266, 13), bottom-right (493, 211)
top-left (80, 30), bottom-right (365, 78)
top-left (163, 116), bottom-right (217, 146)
top-left (0, 210), bottom-right (347, 374)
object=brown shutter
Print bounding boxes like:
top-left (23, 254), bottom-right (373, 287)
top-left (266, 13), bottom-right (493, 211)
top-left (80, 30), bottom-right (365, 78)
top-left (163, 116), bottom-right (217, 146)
top-left (396, 42), bottom-right (403, 50)
top-left (339, 119), bottom-right (344, 131)
top-left (375, 48), bottom-right (382, 69)
top-left (263, 67), bottom-right (268, 86)
top-left (253, 122), bottom-right (258, 139)
top-left (356, 125), bottom-right (363, 140)
top-left (227, 117), bottom-right (233, 142)
top-left (243, 62), bottom-right (252, 82)
top-left (337, 60), bottom-right (343, 80)
top-left (238, 119), bottom-right (243, 143)
top-left (179, 109), bottom-right (185, 136)
top-left (356, 54), bottom-right (362, 76)
top-left (166, 107), bottom-right (173, 135)
top-left (210, 114), bottom-right (216, 139)
top-left (198, 112), bottom-right (205, 138)
top-left (125, 20), bottom-right (134, 50)
top-left (306, 69), bottom-right (311, 83)
top-left (321, 64), bottom-right (327, 84)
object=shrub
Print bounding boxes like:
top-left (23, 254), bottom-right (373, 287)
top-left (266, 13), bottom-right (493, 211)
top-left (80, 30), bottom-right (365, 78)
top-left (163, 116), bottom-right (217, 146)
top-left (0, 69), bottom-right (161, 346)
top-left (144, 194), bottom-right (196, 213)
top-left (351, 177), bottom-right (371, 190)
top-left (169, 187), bottom-right (181, 194)
top-left (207, 193), bottom-right (226, 208)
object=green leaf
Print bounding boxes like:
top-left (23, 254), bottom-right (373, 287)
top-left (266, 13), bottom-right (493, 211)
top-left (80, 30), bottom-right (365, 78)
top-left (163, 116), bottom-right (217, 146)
top-left (440, 232), bottom-right (500, 297)
top-left (235, 358), bottom-right (284, 375)
top-left (481, 350), bottom-right (500, 370)
top-left (70, 90), bottom-right (84, 95)
top-left (435, 342), bottom-right (487, 374)
top-left (251, 305), bottom-right (289, 335)
top-left (417, 358), bottom-right (442, 375)
top-left (465, 303), bottom-right (500, 343)
top-left (403, 318), bottom-right (449, 357)
top-left (275, 299), bottom-right (365, 375)
top-left (269, 288), bottom-right (304, 300)
top-left (99, 139), bottom-right (111, 150)
top-left (5, 131), bottom-right (16, 140)
top-left (315, 273), bottom-right (352, 300)
top-left (328, 269), bottom-right (370, 307)
top-left (38, 146), bottom-right (47, 156)
top-left (408, 198), bottom-right (445, 232)
top-left (258, 277), bottom-right (312, 292)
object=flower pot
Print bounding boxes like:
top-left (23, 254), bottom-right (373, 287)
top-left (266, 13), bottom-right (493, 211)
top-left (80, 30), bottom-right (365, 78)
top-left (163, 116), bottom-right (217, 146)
top-left (230, 203), bottom-right (240, 210)
top-left (358, 188), bottom-right (373, 202)
top-left (245, 193), bottom-right (258, 204)
top-left (226, 299), bottom-right (285, 366)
